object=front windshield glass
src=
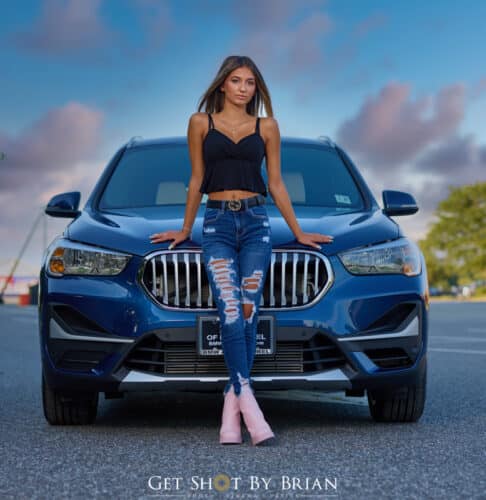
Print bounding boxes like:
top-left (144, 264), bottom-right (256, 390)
top-left (98, 143), bottom-right (364, 210)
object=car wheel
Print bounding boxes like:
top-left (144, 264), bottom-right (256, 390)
top-left (42, 372), bottom-right (99, 425)
top-left (367, 360), bottom-right (427, 423)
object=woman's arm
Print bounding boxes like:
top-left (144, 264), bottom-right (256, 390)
top-left (263, 117), bottom-right (334, 249)
top-left (182, 112), bottom-right (206, 234)
top-left (149, 112), bottom-right (205, 248)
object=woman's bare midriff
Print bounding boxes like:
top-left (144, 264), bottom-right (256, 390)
top-left (208, 189), bottom-right (260, 201)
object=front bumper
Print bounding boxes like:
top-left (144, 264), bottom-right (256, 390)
top-left (39, 252), bottom-right (429, 395)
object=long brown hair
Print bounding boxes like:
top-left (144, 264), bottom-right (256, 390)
top-left (197, 55), bottom-right (274, 117)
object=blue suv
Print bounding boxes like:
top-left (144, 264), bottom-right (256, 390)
top-left (39, 136), bottom-right (429, 425)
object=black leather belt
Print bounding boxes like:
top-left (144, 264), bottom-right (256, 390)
top-left (206, 194), bottom-right (265, 211)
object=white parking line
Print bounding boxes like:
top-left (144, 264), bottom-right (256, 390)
top-left (431, 336), bottom-right (486, 343)
top-left (429, 347), bottom-right (486, 355)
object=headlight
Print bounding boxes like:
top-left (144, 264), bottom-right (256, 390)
top-left (338, 238), bottom-right (421, 276)
top-left (46, 239), bottom-right (132, 277)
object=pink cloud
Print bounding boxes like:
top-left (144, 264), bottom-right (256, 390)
top-left (354, 12), bottom-right (388, 37)
top-left (9, 0), bottom-right (176, 61)
top-left (286, 13), bottom-right (333, 75)
top-left (0, 102), bottom-right (105, 274)
top-left (469, 76), bottom-right (486, 100)
top-left (123, 0), bottom-right (177, 59)
top-left (232, 0), bottom-right (326, 31)
top-left (336, 82), bottom-right (466, 166)
top-left (227, 4), bottom-right (389, 102)
top-left (0, 102), bottom-right (104, 190)
top-left (11, 0), bottom-right (116, 57)
top-left (414, 133), bottom-right (486, 180)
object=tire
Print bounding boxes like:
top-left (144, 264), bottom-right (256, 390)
top-left (42, 373), bottom-right (99, 425)
top-left (367, 360), bottom-right (427, 423)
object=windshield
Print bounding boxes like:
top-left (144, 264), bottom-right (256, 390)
top-left (98, 143), bottom-right (365, 210)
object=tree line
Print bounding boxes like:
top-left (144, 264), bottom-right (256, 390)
top-left (417, 182), bottom-right (486, 293)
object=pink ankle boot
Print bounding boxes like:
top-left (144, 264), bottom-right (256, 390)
top-left (238, 384), bottom-right (276, 446)
top-left (219, 386), bottom-right (242, 444)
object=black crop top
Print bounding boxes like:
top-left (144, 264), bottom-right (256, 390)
top-left (199, 113), bottom-right (267, 196)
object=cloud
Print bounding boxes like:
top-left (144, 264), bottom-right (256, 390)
top-left (0, 102), bottom-right (104, 191)
top-left (8, 0), bottom-right (176, 61)
top-left (469, 76), bottom-right (486, 100)
top-left (0, 102), bottom-right (106, 274)
top-left (226, 3), bottom-right (388, 102)
top-left (11, 0), bottom-right (116, 60)
top-left (123, 0), bottom-right (177, 59)
top-left (334, 80), bottom-right (486, 241)
top-left (336, 82), bottom-right (466, 167)
top-left (414, 133), bottom-right (486, 182)
top-left (228, 1), bottom-right (331, 76)
top-left (354, 11), bottom-right (388, 37)
top-left (232, 0), bottom-right (326, 31)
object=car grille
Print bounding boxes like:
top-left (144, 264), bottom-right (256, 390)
top-left (140, 249), bottom-right (332, 310)
top-left (123, 333), bottom-right (347, 375)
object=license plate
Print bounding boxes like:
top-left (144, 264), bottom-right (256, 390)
top-left (197, 315), bottom-right (275, 356)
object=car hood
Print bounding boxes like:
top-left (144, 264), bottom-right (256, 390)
top-left (66, 205), bottom-right (400, 257)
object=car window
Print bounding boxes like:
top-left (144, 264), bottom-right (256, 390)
top-left (98, 143), bottom-right (364, 210)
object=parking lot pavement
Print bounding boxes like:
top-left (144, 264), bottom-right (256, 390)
top-left (1, 303), bottom-right (485, 499)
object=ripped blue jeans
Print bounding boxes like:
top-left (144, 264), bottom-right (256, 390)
top-left (201, 195), bottom-right (272, 398)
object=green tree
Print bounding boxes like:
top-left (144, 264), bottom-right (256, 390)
top-left (417, 182), bottom-right (486, 287)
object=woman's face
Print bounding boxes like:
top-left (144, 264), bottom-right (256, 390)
top-left (220, 66), bottom-right (256, 107)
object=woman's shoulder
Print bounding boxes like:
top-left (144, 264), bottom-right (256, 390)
top-left (260, 116), bottom-right (278, 127)
top-left (188, 112), bottom-right (210, 136)
top-left (189, 111), bottom-right (209, 124)
top-left (260, 116), bottom-right (279, 139)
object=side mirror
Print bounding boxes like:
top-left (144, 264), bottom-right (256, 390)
top-left (45, 191), bottom-right (81, 218)
top-left (382, 190), bottom-right (418, 216)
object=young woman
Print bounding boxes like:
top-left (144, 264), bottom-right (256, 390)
top-left (149, 55), bottom-right (334, 445)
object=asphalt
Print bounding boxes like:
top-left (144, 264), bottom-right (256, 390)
top-left (0, 303), bottom-right (485, 499)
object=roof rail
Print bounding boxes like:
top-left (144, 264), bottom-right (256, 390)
top-left (316, 135), bottom-right (336, 148)
top-left (127, 136), bottom-right (143, 148)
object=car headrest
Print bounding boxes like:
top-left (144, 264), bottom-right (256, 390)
top-left (156, 182), bottom-right (187, 204)
top-left (282, 172), bottom-right (305, 203)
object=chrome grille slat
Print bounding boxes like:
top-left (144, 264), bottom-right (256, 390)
top-left (195, 253), bottom-right (202, 307)
top-left (184, 252), bottom-right (190, 307)
top-left (161, 255), bottom-right (168, 304)
top-left (292, 252), bottom-right (298, 305)
top-left (141, 249), bottom-right (332, 310)
top-left (303, 253), bottom-right (309, 302)
top-left (280, 252), bottom-right (287, 306)
top-left (269, 253), bottom-right (276, 307)
top-left (172, 252), bottom-right (179, 306)
top-left (151, 259), bottom-right (157, 296)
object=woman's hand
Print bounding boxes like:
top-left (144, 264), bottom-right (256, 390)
top-left (149, 229), bottom-right (190, 250)
top-left (296, 231), bottom-right (334, 250)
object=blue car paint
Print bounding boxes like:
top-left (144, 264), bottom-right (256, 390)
top-left (38, 136), bottom-right (428, 397)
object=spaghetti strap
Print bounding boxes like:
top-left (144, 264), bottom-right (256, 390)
top-left (207, 112), bottom-right (214, 130)
top-left (255, 117), bottom-right (260, 134)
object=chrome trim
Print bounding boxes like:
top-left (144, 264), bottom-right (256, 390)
top-left (337, 315), bottom-right (419, 342)
top-left (280, 252), bottom-right (287, 306)
top-left (269, 253), bottom-right (276, 307)
top-left (139, 249), bottom-right (334, 312)
top-left (119, 367), bottom-right (349, 386)
top-left (49, 318), bottom-right (134, 343)
top-left (195, 252), bottom-right (202, 307)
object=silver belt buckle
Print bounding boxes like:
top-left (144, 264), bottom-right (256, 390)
top-left (228, 199), bottom-right (242, 211)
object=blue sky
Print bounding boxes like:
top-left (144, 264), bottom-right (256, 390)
top-left (1, 0), bottom-right (486, 276)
